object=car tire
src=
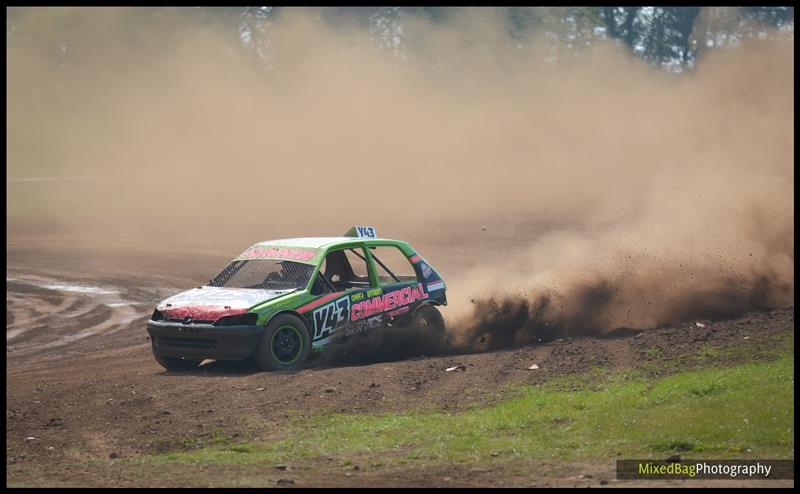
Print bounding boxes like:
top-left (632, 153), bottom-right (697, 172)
top-left (253, 313), bottom-right (311, 371)
top-left (151, 342), bottom-right (203, 372)
top-left (412, 304), bottom-right (446, 341)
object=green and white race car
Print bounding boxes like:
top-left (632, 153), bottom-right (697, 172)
top-left (146, 227), bottom-right (447, 372)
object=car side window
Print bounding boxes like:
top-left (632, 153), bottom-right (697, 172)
top-left (317, 247), bottom-right (370, 292)
top-left (343, 249), bottom-right (369, 280)
top-left (310, 259), bottom-right (335, 295)
top-left (370, 246), bottom-right (418, 285)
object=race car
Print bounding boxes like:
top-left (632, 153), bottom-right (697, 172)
top-left (146, 226), bottom-right (447, 372)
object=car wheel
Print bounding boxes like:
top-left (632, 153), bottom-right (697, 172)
top-left (412, 304), bottom-right (446, 340)
top-left (151, 342), bottom-right (203, 372)
top-left (253, 313), bottom-right (311, 371)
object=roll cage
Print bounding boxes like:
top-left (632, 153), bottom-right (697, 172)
top-left (307, 240), bottom-right (416, 296)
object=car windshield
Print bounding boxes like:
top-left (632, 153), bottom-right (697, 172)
top-left (208, 259), bottom-right (315, 291)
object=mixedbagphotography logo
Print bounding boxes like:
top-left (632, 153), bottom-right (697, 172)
top-left (617, 460), bottom-right (794, 480)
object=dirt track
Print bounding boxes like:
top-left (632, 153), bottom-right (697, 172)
top-left (6, 241), bottom-right (794, 487)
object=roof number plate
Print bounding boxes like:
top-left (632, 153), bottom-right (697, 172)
top-left (354, 226), bottom-right (377, 238)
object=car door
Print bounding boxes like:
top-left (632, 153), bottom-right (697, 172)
top-left (305, 246), bottom-right (374, 344)
top-left (359, 244), bottom-right (429, 323)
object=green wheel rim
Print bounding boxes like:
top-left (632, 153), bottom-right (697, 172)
top-left (270, 325), bottom-right (304, 365)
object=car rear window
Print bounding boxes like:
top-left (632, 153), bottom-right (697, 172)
top-left (209, 260), bottom-right (315, 291)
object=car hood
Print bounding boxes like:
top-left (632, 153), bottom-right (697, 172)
top-left (156, 286), bottom-right (295, 322)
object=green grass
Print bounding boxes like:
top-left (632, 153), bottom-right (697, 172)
top-left (645, 346), bottom-right (665, 360)
top-left (144, 354), bottom-right (794, 467)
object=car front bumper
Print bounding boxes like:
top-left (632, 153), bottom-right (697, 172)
top-left (147, 320), bottom-right (262, 360)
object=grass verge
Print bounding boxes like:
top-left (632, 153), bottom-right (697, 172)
top-left (143, 354), bottom-right (794, 467)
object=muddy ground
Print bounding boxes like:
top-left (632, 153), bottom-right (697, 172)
top-left (5, 239), bottom-right (794, 487)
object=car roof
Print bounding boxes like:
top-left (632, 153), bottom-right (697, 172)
top-left (237, 236), bottom-right (414, 264)
top-left (251, 237), bottom-right (406, 249)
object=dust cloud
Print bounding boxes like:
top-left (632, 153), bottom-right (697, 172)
top-left (7, 8), bottom-right (793, 345)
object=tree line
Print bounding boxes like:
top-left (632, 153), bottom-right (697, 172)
top-left (7, 6), bottom-right (794, 73)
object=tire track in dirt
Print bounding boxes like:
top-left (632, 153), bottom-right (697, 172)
top-left (6, 274), bottom-right (157, 358)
